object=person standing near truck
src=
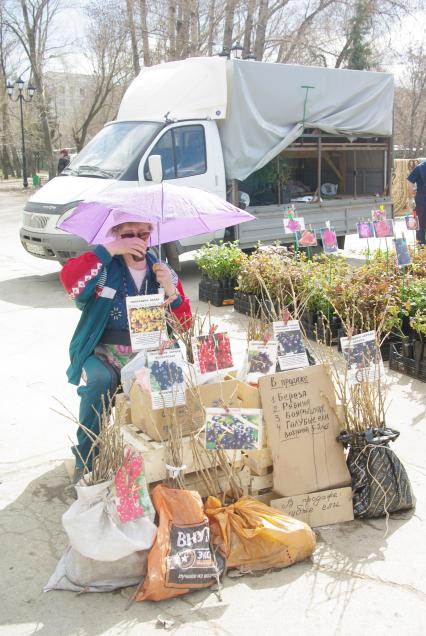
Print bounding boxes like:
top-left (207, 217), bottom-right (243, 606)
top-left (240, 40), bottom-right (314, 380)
top-left (57, 149), bottom-right (70, 174)
top-left (59, 221), bottom-right (192, 483)
top-left (407, 159), bottom-right (426, 245)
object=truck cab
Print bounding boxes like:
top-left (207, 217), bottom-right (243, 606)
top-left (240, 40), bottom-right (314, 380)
top-left (20, 118), bottom-right (226, 263)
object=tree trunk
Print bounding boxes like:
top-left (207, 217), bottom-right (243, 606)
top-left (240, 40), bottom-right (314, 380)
top-left (223, 0), bottom-right (236, 51)
top-left (20, 0), bottom-right (55, 178)
top-left (243, 0), bottom-right (256, 58)
top-left (167, 0), bottom-right (177, 60)
top-left (254, 0), bottom-right (268, 61)
top-left (189, 0), bottom-right (198, 56)
top-left (206, 0), bottom-right (216, 56)
top-left (139, 0), bottom-right (151, 66)
top-left (126, 0), bottom-right (141, 76)
top-left (11, 144), bottom-right (21, 178)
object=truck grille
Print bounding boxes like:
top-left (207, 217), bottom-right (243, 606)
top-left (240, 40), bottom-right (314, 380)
top-left (23, 212), bottom-right (50, 229)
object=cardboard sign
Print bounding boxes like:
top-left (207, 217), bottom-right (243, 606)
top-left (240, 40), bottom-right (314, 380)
top-left (259, 364), bottom-right (351, 497)
top-left (271, 487), bottom-right (354, 528)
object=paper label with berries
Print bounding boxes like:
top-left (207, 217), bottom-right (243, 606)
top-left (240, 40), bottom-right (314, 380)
top-left (147, 348), bottom-right (186, 409)
top-left (273, 320), bottom-right (309, 371)
top-left (126, 292), bottom-right (168, 351)
top-left (246, 340), bottom-right (278, 383)
top-left (114, 451), bottom-right (155, 524)
top-left (205, 407), bottom-right (263, 450)
top-left (340, 330), bottom-right (385, 386)
top-left (191, 332), bottom-right (235, 381)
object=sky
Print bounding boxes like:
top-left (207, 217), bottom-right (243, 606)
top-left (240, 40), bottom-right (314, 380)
top-left (40, 4), bottom-right (425, 84)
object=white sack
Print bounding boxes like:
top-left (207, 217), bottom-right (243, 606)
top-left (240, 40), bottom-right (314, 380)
top-left (44, 547), bottom-right (148, 593)
top-left (62, 479), bottom-right (157, 562)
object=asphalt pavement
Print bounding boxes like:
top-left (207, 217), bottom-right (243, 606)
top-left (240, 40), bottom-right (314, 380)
top-left (0, 190), bottom-right (425, 636)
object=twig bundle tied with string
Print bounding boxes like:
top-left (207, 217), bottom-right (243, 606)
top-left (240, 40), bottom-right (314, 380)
top-left (52, 393), bottom-right (127, 485)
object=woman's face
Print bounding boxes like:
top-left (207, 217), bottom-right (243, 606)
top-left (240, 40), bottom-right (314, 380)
top-left (116, 222), bottom-right (152, 243)
top-left (116, 222), bottom-right (152, 263)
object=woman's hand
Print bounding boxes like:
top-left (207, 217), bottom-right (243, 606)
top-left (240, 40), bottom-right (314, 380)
top-left (105, 237), bottom-right (147, 259)
top-left (153, 263), bottom-right (176, 297)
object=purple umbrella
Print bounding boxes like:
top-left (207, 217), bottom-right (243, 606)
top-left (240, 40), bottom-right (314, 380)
top-left (58, 182), bottom-right (254, 246)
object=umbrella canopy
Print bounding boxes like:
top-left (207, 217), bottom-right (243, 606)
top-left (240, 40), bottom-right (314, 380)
top-left (58, 182), bottom-right (255, 245)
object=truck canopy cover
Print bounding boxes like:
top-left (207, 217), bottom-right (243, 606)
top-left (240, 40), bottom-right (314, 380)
top-left (118, 57), bottom-right (394, 181)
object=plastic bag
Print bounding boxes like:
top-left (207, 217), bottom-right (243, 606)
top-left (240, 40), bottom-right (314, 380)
top-left (45, 547), bottom-right (148, 593)
top-left (338, 428), bottom-right (415, 518)
top-left (205, 496), bottom-right (316, 571)
top-left (121, 350), bottom-right (147, 395)
top-left (135, 484), bottom-right (223, 602)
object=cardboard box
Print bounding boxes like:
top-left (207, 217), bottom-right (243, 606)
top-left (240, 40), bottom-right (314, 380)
top-left (259, 364), bottom-right (351, 497)
top-left (236, 380), bottom-right (261, 408)
top-left (243, 447), bottom-right (273, 475)
top-left (121, 423), bottom-right (241, 483)
top-left (130, 378), bottom-right (240, 442)
top-left (114, 393), bottom-right (132, 426)
top-left (271, 487), bottom-right (354, 528)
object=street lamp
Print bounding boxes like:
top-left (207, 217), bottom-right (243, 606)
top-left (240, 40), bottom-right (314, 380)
top-left (230, 41), bottom-right (243, 59)
top-left (6, 78), bottom-right (36, 188)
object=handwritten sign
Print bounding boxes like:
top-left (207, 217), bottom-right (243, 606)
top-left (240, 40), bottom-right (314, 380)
top-left (271, 487), bottom-right (354, 528)
top-left (259, 364), bottom-right (351, 497)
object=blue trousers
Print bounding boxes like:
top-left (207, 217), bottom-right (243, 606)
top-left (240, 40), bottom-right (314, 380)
top-left (73, 355), bottom-right (120, 470)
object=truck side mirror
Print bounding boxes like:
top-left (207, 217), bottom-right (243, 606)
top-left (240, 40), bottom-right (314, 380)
top-left (148, 155), bottom-right (163, 183)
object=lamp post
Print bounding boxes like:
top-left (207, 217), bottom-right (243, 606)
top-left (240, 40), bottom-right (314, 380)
top-left (6, 78), bottom-right (36, 188)
top-left (230, 41), bottom-right (243, 59)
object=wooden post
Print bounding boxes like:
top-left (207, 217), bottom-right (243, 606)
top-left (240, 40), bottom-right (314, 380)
top-left (353, 150), bottom-right (357, 198)
top-left (317, 134), bottom-right (322, 199)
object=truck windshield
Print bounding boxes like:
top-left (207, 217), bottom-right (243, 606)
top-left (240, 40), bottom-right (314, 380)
top-left (64, 121), bottom-right (161, 179)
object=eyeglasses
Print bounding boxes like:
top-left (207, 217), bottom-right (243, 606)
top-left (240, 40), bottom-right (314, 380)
top-left (120, 232), bottom-right (151, 240)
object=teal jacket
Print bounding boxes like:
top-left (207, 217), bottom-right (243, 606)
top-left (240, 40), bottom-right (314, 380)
top-left (60, 245), bottom-right (190, 385)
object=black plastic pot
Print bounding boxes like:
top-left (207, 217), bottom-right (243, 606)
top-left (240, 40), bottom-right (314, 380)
top-left (199, 277), bottom-right (237, 307)
top-left (234, 291), bottom-right (259, 315)
top-left (389, 342), bottom-right (426, 382)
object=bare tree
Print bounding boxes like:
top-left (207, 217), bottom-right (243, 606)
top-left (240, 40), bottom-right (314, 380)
top-left (394, 43), bottom-right (426, 157)
top-left (5, 0), bottom-right (61, 178)
top-left (71, 2), bottom-right (130, 151)
top-left (222, 0), bottom-right (236, 51)
top-left (0, 6), bottom-right (17, 178)
top-left (139, 0), bottom-right (151, 66)
top-left (126, 0), bottom-right (141, 76)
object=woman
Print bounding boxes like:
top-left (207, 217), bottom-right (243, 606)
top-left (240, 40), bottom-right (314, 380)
top-left (60, 221), bottom-right (191, 481)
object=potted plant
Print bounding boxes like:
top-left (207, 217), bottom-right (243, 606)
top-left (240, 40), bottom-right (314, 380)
top-left (235, 245), bottom-right (298, 316)
top-left (390, 278), bottom-right (426, 380)
top-left (195, 241), bottom-right (247, 307)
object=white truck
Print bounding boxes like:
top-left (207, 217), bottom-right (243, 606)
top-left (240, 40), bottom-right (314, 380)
top-left (20, 56), bottom-right (394, 262)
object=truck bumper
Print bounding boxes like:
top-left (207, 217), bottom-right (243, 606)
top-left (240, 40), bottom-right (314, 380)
top-left (20, 227), bottom-right (90, 262)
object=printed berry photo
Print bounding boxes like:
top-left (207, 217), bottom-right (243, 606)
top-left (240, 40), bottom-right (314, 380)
top-left (194, 332), bottom-right (234, 374)
top-left (205, 408), bottom-right (262, 450)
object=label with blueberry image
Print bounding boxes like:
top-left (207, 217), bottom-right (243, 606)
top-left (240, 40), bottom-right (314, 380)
top-left (273, 320), bottom-right (309, 372)
top-left (147, 348), bottom-right (186, 409)
top-left (246, 340), bottom-right (278, 383)
top-left (205, 407), bottom-right (263, 450)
